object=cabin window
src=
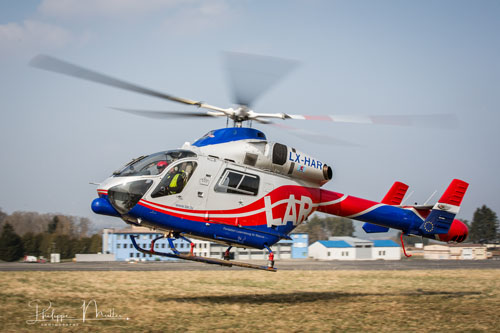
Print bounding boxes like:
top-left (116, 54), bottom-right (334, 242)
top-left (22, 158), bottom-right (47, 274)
top-left (215, 169), bottom-right (259, 196)
top-left (113, 149), bottom-right (197, 177)
top-left (151, 161), bottom-right (198, 197)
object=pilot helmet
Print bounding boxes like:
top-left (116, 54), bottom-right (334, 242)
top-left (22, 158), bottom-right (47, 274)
top-left (156, 161), bottom-right (168, 171)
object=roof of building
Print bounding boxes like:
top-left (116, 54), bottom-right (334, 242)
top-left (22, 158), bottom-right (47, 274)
top-left (372, 240), bottom-right (400, 248)
top-left (328, 236), bottom-right (372, 246)
top-left (317, 240), bottom-right (352, 248)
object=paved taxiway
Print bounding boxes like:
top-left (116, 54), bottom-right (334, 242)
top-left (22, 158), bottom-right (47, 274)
top-left (1, 259), bottom-right (499, 271)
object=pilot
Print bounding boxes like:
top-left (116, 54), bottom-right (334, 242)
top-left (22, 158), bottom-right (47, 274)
top-left (167, 166), bottom-right (186, 194)
top-left (156, 161), bottom-right (168, 174)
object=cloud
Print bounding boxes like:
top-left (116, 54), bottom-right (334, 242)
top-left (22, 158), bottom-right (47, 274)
top-left (38, 0), bottom-right (184, 20)
top-left (0, 20), bottom-right (72, 57)
top-left (38, 0), bottom-right (233, 34)
top-left (160, 1), bottom-right (233, 36)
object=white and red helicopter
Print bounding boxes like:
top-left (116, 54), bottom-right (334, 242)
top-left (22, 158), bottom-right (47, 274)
top-left (31, 53), bottom-right (469, 271)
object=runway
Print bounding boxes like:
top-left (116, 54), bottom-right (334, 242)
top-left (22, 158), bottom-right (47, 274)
top-left (1, 259), bottom-right (499, 271)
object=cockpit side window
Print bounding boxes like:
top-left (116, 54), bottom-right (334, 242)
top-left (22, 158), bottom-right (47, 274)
top-left (151, 161), bottom-right (198, 198)
top-left (113, 150), bottom-right (197, 177)
top-left (215, 169), bottom-right (259, 196)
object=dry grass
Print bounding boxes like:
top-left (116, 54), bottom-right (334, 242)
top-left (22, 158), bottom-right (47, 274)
top-left (0, 269), bottom-right (498, 332)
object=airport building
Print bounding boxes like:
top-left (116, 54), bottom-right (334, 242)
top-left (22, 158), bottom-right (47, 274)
top-left (102, 227), bottom-right (308, 261)
top-left (308, 236), bottom-right (401, 260)
top-left (423, 244), bottom-right (488, 260)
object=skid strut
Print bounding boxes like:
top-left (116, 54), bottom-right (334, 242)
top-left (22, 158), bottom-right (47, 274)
top-left (129, 235), bottom-right (276, 272)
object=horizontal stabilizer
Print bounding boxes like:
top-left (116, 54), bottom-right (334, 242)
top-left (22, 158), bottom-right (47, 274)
top-left (382, 181), bottom-right (409, 205)
top-left (362, 223), bottom-right (390, 233)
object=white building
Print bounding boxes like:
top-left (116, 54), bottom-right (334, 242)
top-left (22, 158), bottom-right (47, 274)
top-left (309, 240), bottom-right (354, 260)
top-left (371, 240), bottom-right (401, 260)
top-left (309, 237), bottom-right (401, 260)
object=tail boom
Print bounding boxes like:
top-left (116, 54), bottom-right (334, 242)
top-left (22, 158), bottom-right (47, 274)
top-left (317, 179), bottom-right (469, 243)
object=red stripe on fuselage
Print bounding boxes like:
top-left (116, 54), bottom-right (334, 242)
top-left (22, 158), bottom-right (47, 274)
top-left (134, 185), bottom-right (432, 228)
top-left (318, 189), bottom-right (379, 217)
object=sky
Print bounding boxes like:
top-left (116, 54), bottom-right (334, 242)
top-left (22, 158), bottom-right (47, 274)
top-left (0, 0), bottom-right (499, 231)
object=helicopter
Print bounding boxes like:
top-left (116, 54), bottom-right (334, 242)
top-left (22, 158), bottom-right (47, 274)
top-left (30, 53), bottom-right (469, 271)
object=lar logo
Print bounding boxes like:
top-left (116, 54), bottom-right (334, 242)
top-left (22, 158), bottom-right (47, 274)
top-left (264, 194), bottom-right (313, 227)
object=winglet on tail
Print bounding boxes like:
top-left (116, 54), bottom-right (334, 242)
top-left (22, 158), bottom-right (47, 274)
top-left (381, 181), bottom-right (409, 205)
top-left (419, 179), bottom-right (469, 235)
top-left (434, 179), bottom-right (469, 210)
top-left (363, 181), bottom-right (409, 233)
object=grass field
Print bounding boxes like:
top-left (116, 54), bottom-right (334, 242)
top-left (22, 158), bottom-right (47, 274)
top-left (0, 269), bottom-right (498, 332)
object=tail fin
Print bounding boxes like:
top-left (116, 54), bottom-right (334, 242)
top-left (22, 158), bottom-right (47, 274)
top-left (381, 181), bottom-right (409, 205)
top-left (419, 179), bottom-right (469, 235)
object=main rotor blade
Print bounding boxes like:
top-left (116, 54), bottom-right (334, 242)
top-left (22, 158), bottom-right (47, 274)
top-left (111, 107), bottom-right (226, 119)
top-left (287, 113), bottom-right (459, 129)
top-left (29, 54), bottom-right (229, 114)
top-left (268, 123), bottom-right (359, 146)
top-left (223, 52), bottom-right (299, 107)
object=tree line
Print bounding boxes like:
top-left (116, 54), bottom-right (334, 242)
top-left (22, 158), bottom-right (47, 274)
top-left (463, 205), bottom-right (498, 244)
top-left (0, 208), bottom-right (102, 262)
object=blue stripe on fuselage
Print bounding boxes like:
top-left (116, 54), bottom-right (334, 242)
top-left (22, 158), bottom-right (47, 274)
top-left (128, 204), bottom-right (281, 249)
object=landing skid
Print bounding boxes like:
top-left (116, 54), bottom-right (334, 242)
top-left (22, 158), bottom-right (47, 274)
top-left (129, 235), bottom-right (277, 272)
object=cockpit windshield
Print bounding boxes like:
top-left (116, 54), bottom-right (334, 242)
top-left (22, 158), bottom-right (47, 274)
top-left (113, 150), bottom-right (197, 177)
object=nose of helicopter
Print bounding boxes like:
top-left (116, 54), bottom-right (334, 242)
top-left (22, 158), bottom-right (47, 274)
top-left (105, 179), bottom-right (154, 215)
top-left (92, 196), bottom-right (123, 217)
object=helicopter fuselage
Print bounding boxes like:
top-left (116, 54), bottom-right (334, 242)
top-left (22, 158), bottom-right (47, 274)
top-left (92, 127), bottom-right (469, 250)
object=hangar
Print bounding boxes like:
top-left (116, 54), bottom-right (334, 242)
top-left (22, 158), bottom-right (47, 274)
top-left (308, 237), bottom-right (401, 260)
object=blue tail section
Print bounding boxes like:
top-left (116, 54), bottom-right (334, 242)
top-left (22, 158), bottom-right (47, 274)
top-left (418, 179), bottom-right (469, 235)
top-left (419, 210), bottom-right (456, 235)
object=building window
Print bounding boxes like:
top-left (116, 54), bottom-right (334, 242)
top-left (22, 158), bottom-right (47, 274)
top-left (117, 244), bottom-right (121, 249)
top-left (136, 253), bottom-right (140, 258)
top-left (124, 244), bottom-right (127, 249)
top-left (162, 244), bottom-right (166, 248)
top-left (328, 251), bottom-right (331, 256)
top-left (149, 235), bottom-right (153, 239)
top-left (129, 253), bottom-right (133, 257)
